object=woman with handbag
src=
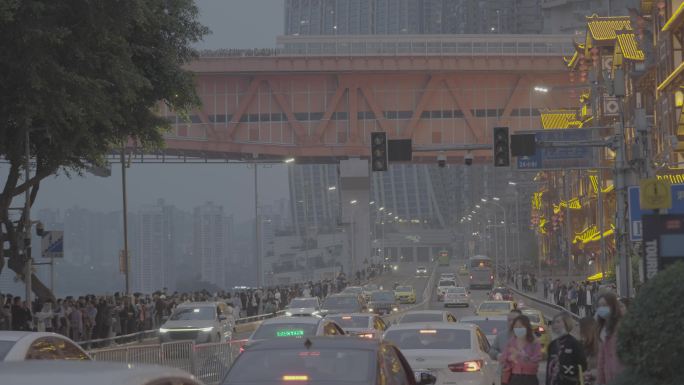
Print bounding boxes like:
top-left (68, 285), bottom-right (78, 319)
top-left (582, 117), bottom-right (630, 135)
top-left (500, 314), bottom-right (543, 385)
top-left (546, 312), bottom-right (587, 385)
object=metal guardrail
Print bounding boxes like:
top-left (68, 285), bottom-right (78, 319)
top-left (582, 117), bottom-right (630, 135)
top-left (506, 284), bottom-right (581, 321)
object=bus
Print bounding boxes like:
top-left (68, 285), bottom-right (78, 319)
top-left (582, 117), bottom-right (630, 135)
top-left (468, 255), bottom-right (494, 290)
top-left (437, 250), bottom-right (450, 266)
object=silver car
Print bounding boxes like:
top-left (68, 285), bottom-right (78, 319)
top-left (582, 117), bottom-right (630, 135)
top-left (159, 302), bottom-right (233, 344)
top-left (285, 297), bottom-right (321, 317)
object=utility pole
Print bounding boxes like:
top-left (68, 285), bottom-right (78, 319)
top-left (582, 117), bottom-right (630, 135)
top-left (615, 92), bottom-right (631, 298)
top-left (121, 145), bottom-right (130, 296)
top-left (254, 164), bottom-right (262, 288)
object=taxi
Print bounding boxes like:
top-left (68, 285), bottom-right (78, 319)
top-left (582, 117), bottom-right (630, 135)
top-left (394, 285), bottom-right (417, 304)
top-left (521, 309), bottom-right (551, 354)
top-left (476, 301), bottom-right (516, 317)
top-left (458, 264), bottom-right (469, 275)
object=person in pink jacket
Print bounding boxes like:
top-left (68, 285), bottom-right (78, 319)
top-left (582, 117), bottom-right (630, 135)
top-left (595, 292), bottom-right (625, 385)
top-left (499, 314), bottom-right (543, 385)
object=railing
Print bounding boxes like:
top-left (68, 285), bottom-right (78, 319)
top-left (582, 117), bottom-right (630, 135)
top-left (89, 339), bottom-right (247, 385)
top-left (199, 34), bottom-right (576, 58)
top-left (506, 284), bottom-right (581, 321)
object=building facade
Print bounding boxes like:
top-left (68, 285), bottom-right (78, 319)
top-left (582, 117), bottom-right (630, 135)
top-left (193, 202), bottom-right (230, 289)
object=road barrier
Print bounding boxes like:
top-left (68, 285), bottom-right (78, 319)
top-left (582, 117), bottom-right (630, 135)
top-left (506, 284), bottom-right (581, 322)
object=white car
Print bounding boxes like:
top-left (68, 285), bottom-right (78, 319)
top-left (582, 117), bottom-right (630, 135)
top-left (443, 287), bottom-right (470, 308)
top-left (416, 266), bottom-right (428, 276)
top-left (0, 331), bottom-right (90, 361)
top-left (325, 313), bottom-right (388, 339)
top-left (459, 316), bottom-right (508, 345)
top-left (383, 323), bottom-right (499, 385)
top-left (285, 297), bottom-right (321, 317)
top-left (159, 302), bottom-right (233, 344)
top-left (397, 310), bottom-right (457, 324)
top-left (0, 361), bottom-right (203, 385)
top-left (436, 279), bottom-right (457, 301)
top-left (439, 273), bottom-right (456, 281)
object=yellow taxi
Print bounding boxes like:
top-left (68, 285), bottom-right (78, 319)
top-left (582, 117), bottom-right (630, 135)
top-left (394, 285), bottom-right (417, 304)
top-left (458, 264), bottom-right (469, 275)
top-left (522, 309), bottom-right (551, 354)
top-left (476, 300), bottom-right (516, 317)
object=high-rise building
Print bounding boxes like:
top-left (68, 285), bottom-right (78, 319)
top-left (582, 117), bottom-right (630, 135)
top-left (541, 0), bottom-right (628, 35)
top-left (284, 0), bottom-right (544, 36)
top-left (131, 199), bottom-right (178, 294)
top-left (193, 202), bottom-right (229, 289)
top-left (288, 164), bottom-right (340, 237)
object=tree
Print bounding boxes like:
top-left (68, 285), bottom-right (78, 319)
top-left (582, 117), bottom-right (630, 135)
top-left (0, 0), bottom-right (209, 301)
top-left (614, 262), bottom-right (684, 385)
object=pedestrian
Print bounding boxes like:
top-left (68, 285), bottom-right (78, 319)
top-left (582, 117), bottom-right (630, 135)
top-left (596, 292), bottom-right (625, 385)
top-left (490, 309), bottom-right (522, 360)
top-left (584, 283), bottom-right (594, 316)
top-left (545, 312), bottom-right (587, 385)
top-left (499, 314), bottom-right (543, 385)
top-left (11, 297), bottom-right (31, 331)
top-left (579, 317), bottom-right (599, 385)
top-left (543, 279), bottom-right (549, 300)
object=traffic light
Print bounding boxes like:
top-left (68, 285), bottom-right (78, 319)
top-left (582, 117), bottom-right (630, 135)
top-left (493, 127), bottom-right (510, 167)
top-left (370, 132), bottom-right (388, 171)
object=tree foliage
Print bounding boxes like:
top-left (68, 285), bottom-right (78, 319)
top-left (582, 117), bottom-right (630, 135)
top-left (614, 262), bottom-right (684, 385)
top-left (0, 0), bottom-right (208, 300)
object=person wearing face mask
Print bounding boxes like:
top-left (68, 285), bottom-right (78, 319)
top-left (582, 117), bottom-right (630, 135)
top-left (499, 315), bottom-right (543, 385)
top-left (490, 309), bottom-right (523, 361)
top-left (595, 292), bottom-right (624, 385)
top-left (545, 313), bottom-right (586, 385)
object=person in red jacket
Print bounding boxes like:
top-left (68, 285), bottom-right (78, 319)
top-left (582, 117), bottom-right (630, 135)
top-left (500, 314), bottom-right (543, 385)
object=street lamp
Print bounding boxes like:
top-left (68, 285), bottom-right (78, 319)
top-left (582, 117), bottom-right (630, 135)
top-left (350, 200), bottom-right (358, 278)
top-left (484, 197), bottom-right (508, 282)
top-left (284, 158), bottom-right (295, 163)
top-left (328, 186), bottom-right (337, 191)
top-left (533, 86), bottom-right (549, 93)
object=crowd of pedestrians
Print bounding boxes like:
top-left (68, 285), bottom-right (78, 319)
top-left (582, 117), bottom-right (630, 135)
top-left (0, 271), bottom-right (362, 343)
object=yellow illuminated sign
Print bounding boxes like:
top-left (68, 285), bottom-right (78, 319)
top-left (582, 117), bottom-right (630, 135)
top-left (657, 174), bottom-right (684, 184)
top-left (572, 224), bottom-right (615, 244)
top-left (640, 178), bottom-right (672, 210)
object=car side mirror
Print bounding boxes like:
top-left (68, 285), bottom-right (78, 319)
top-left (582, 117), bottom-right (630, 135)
top-left (546, 319), bottom-right (552, 326)
top-left (417, 372), bottom-right (437, 385)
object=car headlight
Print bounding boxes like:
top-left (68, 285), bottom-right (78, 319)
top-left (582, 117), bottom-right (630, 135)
top-left (200, 327), bottom-right (214, 332)
top-left (392, 307), bottom-right (399, 312)
top-left (368, 308), bottom-right (374, 312)
top-left (285, 312), bottom-right (293, 316)
top-left (159, 328), bottom-right (169, 333)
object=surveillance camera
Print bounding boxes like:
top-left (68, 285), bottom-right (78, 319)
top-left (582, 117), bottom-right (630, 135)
top-left (437, 154), bottom-right (447, 168)
top-left (464, 153), bottom-right (474, 166)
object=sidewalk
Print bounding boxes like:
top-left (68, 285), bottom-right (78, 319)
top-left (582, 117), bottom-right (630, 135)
top-left (508, 275), bottom-right (593, 319)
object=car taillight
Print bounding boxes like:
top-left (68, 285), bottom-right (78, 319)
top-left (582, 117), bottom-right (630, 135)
top-left (239, 346), bottom-right (245, 353)
top-left (537, 326), bottom-right (545, 333)
top-left (448, 360), bottom-right (482, 372)
top-left (358, 333), bottom-right (374, 339)
top-left (470, 275), bottom-right (473, 280)
top-left (490, 275), bottom-right (494, 280)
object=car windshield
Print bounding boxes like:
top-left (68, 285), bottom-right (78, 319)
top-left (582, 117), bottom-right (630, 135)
top-left (384, 329), bottom-right (471, 350)
top-left (417, 267), bottom-right (426, 270)
top-left (322, 296), bottom-right (359, 308)
top-left (400, 313), bottom-right (443, 323)
top-left (395, 286), bottom-right (412, 292)
top-left (370, 292), bottom-right (395, 302)
top-left (446, 287), bottom-right (466, 294)
top-left (0, 341), bottom-right (14, 360)
top-left (169, 307), bottom-right (215, 321)
top-left (479, 302), bottom-right (510, 312)
top-left (252, 323), bottom-right (319, 339)
top-left (290, 298), bottom-right (318, 308)
top-left (470, 259), bottom-right (492, 268)
top-left (363, 284), bottom-right (379, 291)
top-left (523, 312), bottom-right (541, 323)
top-left (222, 348), bottom-right (374, 385)
top-left (342, 287), bottom-right (362, 294)
top-left (461, 320), bottom-right (507, 336)
top-left (438, 280), bottom-right (455, 287)
top-left (493, 288), bottom-right (510, 295)
top-left (326, 316), bottom-right (371, 328)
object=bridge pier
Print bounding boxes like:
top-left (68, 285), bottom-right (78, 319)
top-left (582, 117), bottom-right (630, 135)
top-left (340, 159), bottom-right (371, 278)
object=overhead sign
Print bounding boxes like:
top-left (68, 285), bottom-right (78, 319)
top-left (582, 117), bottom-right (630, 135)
top-left (41, 231), bottom-right (63, 259)
top-left (516, 129), bottom-right (597, 170)
top-left (642, 214), bottom-right (684, 281)
top-left (639, 178), bottom-right (672, 209)
top-left (628, 184), bottom-right (684, 241)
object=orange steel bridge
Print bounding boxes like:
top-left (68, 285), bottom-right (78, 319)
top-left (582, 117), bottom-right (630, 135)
top-left (160, 34), bottom-right (579, 163)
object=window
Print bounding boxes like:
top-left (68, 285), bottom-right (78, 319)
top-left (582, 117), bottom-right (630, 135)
top-left (476, 330), bottom-right (490, 353)
top-left (447, 314), bottom-right (457, 322)
top-left (381, 344), bottom-right (410, 385)
top-left (384, 329), bottom-right (471, 350)
top-left (374, 317), bottom-right (387, 331)
top-left (25, 337), bottom-right (61, 360)
top-left (54, 338), bottom-right (89, 360)
top-left (323, 322), bottom-right (342, 336)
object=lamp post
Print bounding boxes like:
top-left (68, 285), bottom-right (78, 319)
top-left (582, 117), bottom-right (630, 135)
top-left (484, 197), bottom-right (508, 280)
top-left (350, 200), bottom-right (358, 279)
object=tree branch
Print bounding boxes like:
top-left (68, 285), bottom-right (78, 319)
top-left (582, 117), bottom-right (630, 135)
top-left (11, 165), bottom-right (54, 197)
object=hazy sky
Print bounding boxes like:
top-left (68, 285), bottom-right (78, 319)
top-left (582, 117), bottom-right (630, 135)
top-left (1, 1), bottom-right (288, 221)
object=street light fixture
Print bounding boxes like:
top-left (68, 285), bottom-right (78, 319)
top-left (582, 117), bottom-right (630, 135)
top-left (508, 181), bottom-right (517, 186)
top-left (284, 158), bottom-right (295, 163)
top-left (475, 204), bottom-right (481, 208)
top-left (534, 86), bottom-right (549, 93)
top-left (481, 198), bottom-right (488, 203)
top-left (328, 186), bottom-right (337, 191)
top-left (370, 201), bottom-right (375, 205)
top-left (493, 197), bottom-right (501, 201)
top-left (379, 207), bottom-right (385, 211)
top-left (350, 200), bottom-right (358, 205)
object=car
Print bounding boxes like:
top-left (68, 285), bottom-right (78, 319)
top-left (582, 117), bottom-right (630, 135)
top-left (220, 336), bottom-right (437, 385)
top-left (397, 310), bottom-right (457, 324)
top-left (285, 297), bottom-right (321, 317)
top-left (326, 313), bottom-right (388, 339)
top-left (488, 287), bottom-right (514, 301)
top-left (383, 323), bottom-right (499, 385)
top-left (320, 294), bottom-right (367, 315)
top-left (394, 285), bottom-right (417, 304)
top-left (245, 316), bottom-right (345, 349)
top-left (342, 286), bottom-right (364, 296)
top-left (0, 361), bottom-right (203, 385)
top-left (0, 331), bottom-right (90, 362)
top-left (443, 286), bottom-right (470, 307)
top-left (362, 284), bottom-right (380, 301)
top-left (458, 316), bottom-right (508, 345)
top-left (368, 290), bottom-right (400, 315)
top-left (436, 279), bottom-right (457, 301)
top-left (521, 309), bottom-right (551, 354)
top-left (416, 266), bottom-right (428, 276)
top-left (440, 273), bottom-right (456, 281)
top-left (476, 301), bottom-right (516, 317)
top-left (159, 302), bottom-right (233, 344)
